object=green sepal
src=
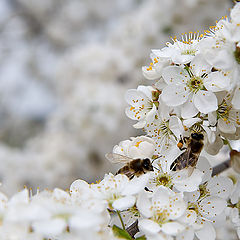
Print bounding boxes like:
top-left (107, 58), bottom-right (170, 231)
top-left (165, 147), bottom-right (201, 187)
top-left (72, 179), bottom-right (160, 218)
top-left (135, 235), bottom-right (147, 240)
top-left (112, 225), bottom-right (132, 239)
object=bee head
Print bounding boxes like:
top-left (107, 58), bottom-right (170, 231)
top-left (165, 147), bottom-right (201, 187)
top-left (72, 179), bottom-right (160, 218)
top-left (142, 158), bottom-right (154, 171)
top-left (191, 133), bottom-right (204, 140)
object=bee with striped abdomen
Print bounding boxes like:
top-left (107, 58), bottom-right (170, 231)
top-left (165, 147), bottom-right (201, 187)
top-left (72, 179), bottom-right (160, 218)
top-left (105, 153), bottom-right (154, 180)
top-left (171, 132), bottom-right (204, 172)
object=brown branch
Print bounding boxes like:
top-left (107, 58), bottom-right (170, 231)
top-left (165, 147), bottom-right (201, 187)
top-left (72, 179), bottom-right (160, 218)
top-left (126, 220), bottom-right (139, 238)
top-left (212, 159), bottom-right (231, 176)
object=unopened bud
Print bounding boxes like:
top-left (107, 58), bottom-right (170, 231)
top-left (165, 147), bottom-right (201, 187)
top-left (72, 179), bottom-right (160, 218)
top-left (230, 150), bottom-right (240, 174)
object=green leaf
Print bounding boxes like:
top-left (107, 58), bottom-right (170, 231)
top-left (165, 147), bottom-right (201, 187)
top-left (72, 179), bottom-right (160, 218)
top-left (135, 236), bottom-right (147, 240)
top-left (112, 225), bottom-right (132, 239)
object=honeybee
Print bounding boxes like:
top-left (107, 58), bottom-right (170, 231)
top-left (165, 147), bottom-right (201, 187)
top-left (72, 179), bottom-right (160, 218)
top-left (171, 132), bottom-right (204, 172)
top-left (105, 153), bottom-right (154, 179)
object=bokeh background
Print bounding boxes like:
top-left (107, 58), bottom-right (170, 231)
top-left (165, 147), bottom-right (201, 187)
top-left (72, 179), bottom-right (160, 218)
top-left (0, 0), bottom-right (234, 197)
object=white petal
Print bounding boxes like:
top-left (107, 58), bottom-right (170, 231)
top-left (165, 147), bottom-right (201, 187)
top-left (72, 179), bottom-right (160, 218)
top-left (70, 179), bottom-right (89, 195)
top-left (162, 66), bottom-right (189, 85)
top-left (176, 228), bottom-right (194, 240)
top-left (194, 90), bottom-right (218, 114)
top-left (33, 218), bottom-right (66, 236)
top-left (125, 89), bottom-right (148, 106)
top-left (173, 169), bottom-right (203, 192)
top-left (181, 101), bottom-right (199, 119)
top-left (161, 84), bottom-right (189, 107)
top-left (152, 186), bottom-right (171, 208)
top-left (208, 112), bottom-right (217, 126)
top-left (137, 192), bottom-right (153, 218)
top-left (168, 194), bottom-right (187, 219)
top-left (204, 47), bottom-right (234, 71)
top-left (137, 85), bottom-right (154, 99)
top-left (199, 196), bottom-right (227, 218)
top-left (190, 55), bottom-right (212, 76)
top-left (204, 72), bottom-right (230, 92)
top-left (183, 117), bottom-right (201, 128)
top-left (232, 87), bottom-right (240, 109)
top-left (112, 196), bottom-right (136, 211)
top-left (142, 66), bottom-right (161, 80)
top-left (204, 135), bottom-right (223, 155)
top-left (179, 210), bottom-right (197, 225)
top-left (218, 118), bottom-right (236, 134)
top-left (230, 181), bottom-right (240, 204)
top-left (161, 222), bottom-right (185, 236)
top-left (184, 190), bottom-right (200, 203)
top-left (207, 176), bottom-right (233, 199)
top-left (196, 157), bottom-right (212, 183)
top-left (202, 125), bottom-right (216, 144)
top-left (9, 189), bottom-right (29, 205)
top-left (195, 222), bottom-right (216, 240)
top-left (146, 103), bottom-right (157, 123)
top-left (169, 116), bottom-right (184, 138)
top-left (133, 120), bottom-right (147, 129)
top-left (138, 219), bottom-right (161, 235)
top-left (122, 174), bottom-right (150, 195)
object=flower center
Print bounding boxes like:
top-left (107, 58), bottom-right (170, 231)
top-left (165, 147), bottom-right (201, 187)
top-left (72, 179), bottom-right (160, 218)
top-left (234, 45), bottom-right (240, 64)
top-left (153, 209), bottom-right (169, 225)
top-left (181, 49), bottom-right (196, 55)
top-left (128, 206), bottom-right (140, 218)
top-left (217, 99), bottom-right (232, 122)
top-left (154, 173), bottom-right (173, 188)
top-left (157, 121), bottom-right (171, 136)
top-left (187, 76), bottom-right (204, 93)
top-left (199, 184), bottom-right (209, 198)
top-left (188, 203), bottom-right (199, 215)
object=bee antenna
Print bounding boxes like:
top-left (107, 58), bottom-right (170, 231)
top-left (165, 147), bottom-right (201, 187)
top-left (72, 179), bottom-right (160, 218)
top-left (151, 155), bottom-right (162, 164)
top-left (153, 166), bottom-right (160, 171)
top-left (170, 161), bottom-right (177, 171)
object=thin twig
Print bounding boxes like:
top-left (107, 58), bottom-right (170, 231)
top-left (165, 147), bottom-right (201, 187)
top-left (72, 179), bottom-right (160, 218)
top-left (116, 210), bottom-right (125, 231)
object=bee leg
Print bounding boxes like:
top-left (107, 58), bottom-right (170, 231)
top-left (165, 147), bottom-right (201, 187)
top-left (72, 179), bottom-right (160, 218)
top-left (129, 175), bottom-right (134, 180)
top-left (144, 187), bottom-right (153, 192)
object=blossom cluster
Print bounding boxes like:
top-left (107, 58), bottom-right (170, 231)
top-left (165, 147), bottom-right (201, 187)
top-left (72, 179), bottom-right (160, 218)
top-left (0, 2), bottom-right (240, 240)
top-left (128, 5), bottom-right (240, 157)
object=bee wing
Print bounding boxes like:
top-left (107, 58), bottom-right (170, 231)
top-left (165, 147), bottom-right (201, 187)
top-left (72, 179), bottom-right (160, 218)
top-left (187, 166), bottom-right (195, 177)
top-left (119, 169), bottom-right (135, 180)
top-left (105, 153), bottom-right (132, 164)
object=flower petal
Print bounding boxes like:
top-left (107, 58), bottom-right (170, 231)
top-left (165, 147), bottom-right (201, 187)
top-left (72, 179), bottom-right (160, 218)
top-left (204, 72), bottom-right (230, 92)
top-left (193, 90), bottom-right (218, 114)
top-left (137, 192), bottom-right (153, 218)
top-left (218, 118), bottom-right (236, 134)
top-left (112, 196), bottom-right (136, 211)
top-left (173, 169), bottom-right (203, 192)
top-left (207, 176), bottom-right (233, 199)
top-left (232, 87), bottom-right (240, 109)
top-left (138, 219), bottom-right (161, 235)
top-left (199, 196), bottom-right (227, 218)
top-left (195, 222), bottom-right (216, 240)
top-left (181, 101), bottom-right (199, 119)
top-left (161, 85), bottom-right (189, 107)
top-left (162, 66), bottom-right (189, 85)
top-left (161, 222), bottom-right (185, 236)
